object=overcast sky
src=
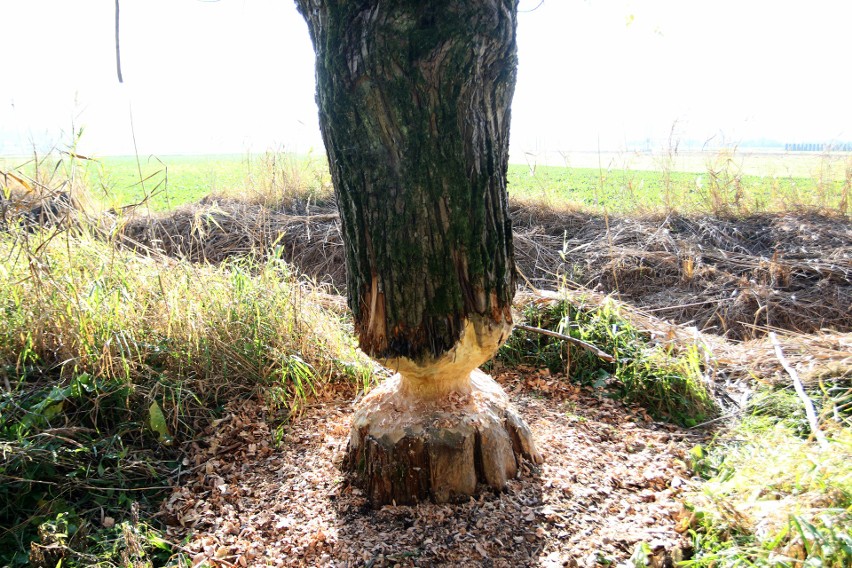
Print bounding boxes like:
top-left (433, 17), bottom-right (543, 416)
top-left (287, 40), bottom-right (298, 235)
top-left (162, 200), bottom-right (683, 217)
top-left (1, 0), bottom-right (850, 157)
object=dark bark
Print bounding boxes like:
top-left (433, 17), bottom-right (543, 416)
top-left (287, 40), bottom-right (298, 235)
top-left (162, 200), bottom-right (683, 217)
top-left (296, 0), bottom-right (519, 363)
top-left (295, 1), bottom-right (539, 506)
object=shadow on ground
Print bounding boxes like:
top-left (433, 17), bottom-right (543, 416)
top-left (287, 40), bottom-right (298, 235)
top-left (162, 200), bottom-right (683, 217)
top-left (163, 370), bottom-right (703, 567)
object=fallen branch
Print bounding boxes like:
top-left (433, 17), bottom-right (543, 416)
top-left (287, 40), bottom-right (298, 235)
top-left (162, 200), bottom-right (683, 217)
top-left (770, 332), bottom-right (829, 449)
top-left (514, 323), bottom-right (616, 363)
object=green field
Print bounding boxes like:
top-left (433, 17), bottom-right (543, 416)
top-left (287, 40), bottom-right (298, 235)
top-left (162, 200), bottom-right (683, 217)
top-left (509, 157), bottom-right (850, 213)
top-left (1, 152), bottom-right (330, 212)
top-left (4, 150), bottom-right (849, 214)
top-left (84, 154), bottom-right (249, 211)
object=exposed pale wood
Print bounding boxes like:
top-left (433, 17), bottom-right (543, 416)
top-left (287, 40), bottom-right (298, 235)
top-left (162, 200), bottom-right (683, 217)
top-left (346, 369), bottom-right (542, 506)
top-left (385, 316), bottom-right (512, 399)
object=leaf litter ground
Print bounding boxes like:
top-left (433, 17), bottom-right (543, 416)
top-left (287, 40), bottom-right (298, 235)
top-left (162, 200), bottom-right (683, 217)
top-left (163, 369), bottom-right (705, 567)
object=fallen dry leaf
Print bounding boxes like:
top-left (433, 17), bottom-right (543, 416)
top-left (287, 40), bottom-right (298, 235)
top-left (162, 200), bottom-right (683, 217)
top-left (163, 379), bottom-right (700, 567)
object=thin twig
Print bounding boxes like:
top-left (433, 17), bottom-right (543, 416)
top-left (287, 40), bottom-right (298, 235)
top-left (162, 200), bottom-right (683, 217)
top-left (115, 0), bottom-right (123, 83)
top-left (769, 332), bottom-right (829, 449)
top-left (514, 323), bottom-right (616, 363)
top-left (515, 265), bottom-right (541, 294)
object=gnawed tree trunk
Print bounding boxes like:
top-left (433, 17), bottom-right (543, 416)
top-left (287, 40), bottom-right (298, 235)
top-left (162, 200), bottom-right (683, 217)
top-left (296, 0), bottom-right (541, 506)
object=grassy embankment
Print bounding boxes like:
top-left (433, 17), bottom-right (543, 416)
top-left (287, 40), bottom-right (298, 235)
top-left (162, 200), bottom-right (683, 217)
top-left (1, 149), bottom-right (850, 565)
top-left (506, 153), bottom-right (852, 566)
top-left (0, 153), bottom-right (369, 565)
top-left (0, 231), bottom-right (370, 565)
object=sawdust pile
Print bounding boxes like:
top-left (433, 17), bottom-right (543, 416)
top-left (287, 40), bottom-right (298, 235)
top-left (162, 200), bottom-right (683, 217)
top-left (162, 373), bottom-right (701, 567)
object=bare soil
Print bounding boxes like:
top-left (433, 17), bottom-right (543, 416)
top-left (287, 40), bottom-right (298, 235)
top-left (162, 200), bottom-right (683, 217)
top-left (163, 370), bottom-right (702, 567)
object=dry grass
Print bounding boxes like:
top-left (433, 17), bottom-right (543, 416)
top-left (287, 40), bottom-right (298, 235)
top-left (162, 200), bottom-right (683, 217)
top-left (117, 197), bottom-right (344, 290)
top-left (1, 153), bottom-right (102, 230)
top-left (512, 202), bottom-right (851, 340)
top-left (5, 151), bottom-right (849, 398)
top-left (108, 196), bottom-right (852, 344)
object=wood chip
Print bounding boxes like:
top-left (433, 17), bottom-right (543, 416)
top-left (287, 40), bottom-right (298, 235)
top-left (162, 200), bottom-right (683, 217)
top-left (163, 380), bottom-right (699, 566)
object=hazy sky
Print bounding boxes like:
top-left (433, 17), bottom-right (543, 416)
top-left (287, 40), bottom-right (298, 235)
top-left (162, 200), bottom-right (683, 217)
top-left (1, 0), bottom-right (850, 157)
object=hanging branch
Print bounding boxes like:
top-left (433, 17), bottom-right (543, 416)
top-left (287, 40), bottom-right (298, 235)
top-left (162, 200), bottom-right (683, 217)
top-left (115, 0), bottom-right (123, 83)
top-left (515, 323), bottom-right (616, 363)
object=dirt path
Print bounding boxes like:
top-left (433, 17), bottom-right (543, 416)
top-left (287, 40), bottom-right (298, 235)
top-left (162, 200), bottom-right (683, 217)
top-left (163, 371), bottom-right (706, 567)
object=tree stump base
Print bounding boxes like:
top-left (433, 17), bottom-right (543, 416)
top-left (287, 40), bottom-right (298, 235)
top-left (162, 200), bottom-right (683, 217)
top-left (344, 370), bottom-right (543, 506)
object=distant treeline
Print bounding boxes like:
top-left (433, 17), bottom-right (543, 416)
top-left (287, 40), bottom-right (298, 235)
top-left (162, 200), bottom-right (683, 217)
top-left (623, 138), bottom-right (852, 153)
top-left (785, 142), bottom-right (852, 152)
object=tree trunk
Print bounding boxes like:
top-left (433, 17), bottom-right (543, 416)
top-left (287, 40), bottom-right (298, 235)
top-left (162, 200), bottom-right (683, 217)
top-left (296, 0), bottom-right (541, 506)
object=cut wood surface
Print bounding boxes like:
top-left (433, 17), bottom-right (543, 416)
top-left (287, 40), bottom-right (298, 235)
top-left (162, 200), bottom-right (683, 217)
top-left (346, 370), bottom-right (541, 506)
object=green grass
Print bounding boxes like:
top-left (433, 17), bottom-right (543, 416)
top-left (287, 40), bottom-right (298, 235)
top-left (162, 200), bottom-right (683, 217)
top-left (0, 226), bottom-right (369, 566)
top-left (83, 152), bottom-right (331, 212)
top-left (506, 161), bottom-right (850, 214)
top-left (497, 295), bottom-right (716, 426)
top-left (78, 154), bottom-right (852, 215)
top-left (85, 154), bottom-right (248, 211)
top-left (5, 149), bottom-right (848, 216)
top-left (2, 151), bottom-right (331, 213)
top-left (683, 386), bottom-right (852, 567)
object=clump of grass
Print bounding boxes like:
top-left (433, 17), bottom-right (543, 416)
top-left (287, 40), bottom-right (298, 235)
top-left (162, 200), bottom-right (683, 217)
top-left (0, 224), bottom-right (369, 565)
top-left (702, 149), bottom-right (746, 214)
top-left (498, 295), bottom-right (716, 426)
top-left (1, 145), bottom-right (102, 223)
top-left (684, 384), bottom-right (852, 567)
top-left (237, 149), bottom-right (333, 210)
top-left (0, 228), bottom-right (361, 402)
